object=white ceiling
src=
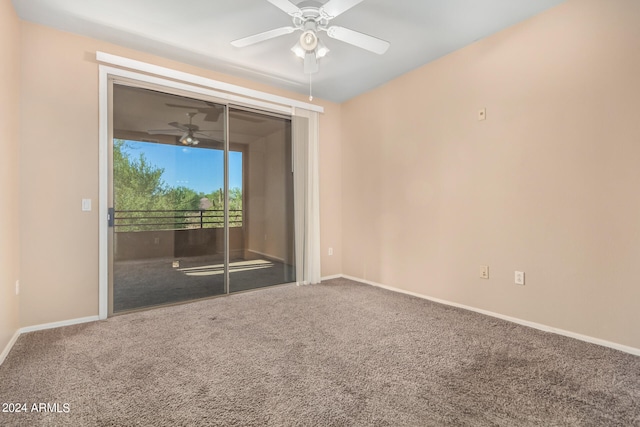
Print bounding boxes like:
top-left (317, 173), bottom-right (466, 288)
top-left (13, 0), bottom-right (566, 103)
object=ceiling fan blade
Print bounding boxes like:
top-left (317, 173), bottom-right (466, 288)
top-left (194, 130), bottom-right (224, 138)
top-left (168, 122), bottom-right (189, 131)
top-left (149, 127), bottom-right (215, 136)
top-left (304, 53), bottom-right (318, 74)
top-left (231, 26), bottom-right (296, 48)
top-left (266, 0), bottom-right (301, 15)
top-left (326, 26), bottom-right (390, 54)
top-left (320, 0), bottom-right (364, 18)
top-left (203, 112), bottom-right (221, 122)
top-left (148, 129), bottom-right (182, 135)
top-left (166, 103), bottom-right (223, 122)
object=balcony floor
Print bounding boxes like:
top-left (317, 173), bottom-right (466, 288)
top-left (113, 255), bottom-right (294, 313)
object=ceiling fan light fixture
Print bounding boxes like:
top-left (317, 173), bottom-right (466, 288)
top-left (180, 132), bottom-right (199, 146)
top-left (316, 39), bottom-right (330, 58)
top-left (292, 37), bottom-right (329, 60)
top-left (299, 29), bottom-right (318, 51)
top-left (291, 41), bottom-right (306, 59)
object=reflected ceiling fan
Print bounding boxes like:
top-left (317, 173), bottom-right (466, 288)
top-left (166, 103), bottom-right (266, 123)
top-left (231, 0), bottom-right (390, 74)
top-left (148, 112), bottom-right (215, 146)
top-left (166, 102), bottom-right (223, 122)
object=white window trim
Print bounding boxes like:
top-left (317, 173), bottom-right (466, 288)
top-left (98, 53), bottom-right (322, 319)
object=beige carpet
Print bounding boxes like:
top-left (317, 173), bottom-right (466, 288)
top-left (1, 278), bottom-right (639, 426)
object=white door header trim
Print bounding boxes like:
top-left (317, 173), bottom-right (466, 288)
top-left (96, 52), bottom-right (324, 113)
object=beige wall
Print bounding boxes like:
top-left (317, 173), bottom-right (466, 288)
top-left (18, 21), bottom-right (342, 327)
top-left (0, 0), bottom-right (21, 355)
top-left (341, 0), bottom-right (640, 349)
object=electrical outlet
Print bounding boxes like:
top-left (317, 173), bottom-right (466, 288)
top-left (15, 280), bottom-right (19, 295)
top-left (328, 248), bottom-right (334, 256)
top-left (480, 266), bottom-right (489, 279)
top-left (515, 271), bottom-right (525, 285)
top-left (478, 108), bottom-right (486, 121)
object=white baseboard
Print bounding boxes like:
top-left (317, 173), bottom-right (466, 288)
top-left (341, 274), bottom-right (640, 357)
top-left (247, 249), bottom-right (285, 263)
top-left (0, 329), bottom-right (21, 366)
top-left (19, 316), bottom-right (101, 334)
top-left (0, 316), bottom-right (100, 366)
top-left (321, 274), bottom-right (343, 281)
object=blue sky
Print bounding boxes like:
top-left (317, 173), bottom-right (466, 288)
top-left (124, 140), bottom-right (242, 193)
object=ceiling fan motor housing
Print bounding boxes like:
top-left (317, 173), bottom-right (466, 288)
top-left (297, 13), bottom-right (323, 52)
top-left (294, 7), bottom-right (328, 30)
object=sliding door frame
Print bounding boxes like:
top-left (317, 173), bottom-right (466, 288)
top-left (98, 54), bottom-right (322, 319)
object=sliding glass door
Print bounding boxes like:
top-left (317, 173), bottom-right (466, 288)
top-left (228, 107), bottom-right (296, 293)
top-left (109, 84), bottom-right (295, 314)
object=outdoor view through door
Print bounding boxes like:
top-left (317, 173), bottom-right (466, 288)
top-left (110, 84), bottom-right (295, 313)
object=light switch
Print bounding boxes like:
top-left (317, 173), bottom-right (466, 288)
top-left (82, 198), bottom-right (92, 211)
top-left (480, 265), bottom-right (489, 279)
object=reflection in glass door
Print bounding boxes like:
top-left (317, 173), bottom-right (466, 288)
top-left (228, 107), bottom-right (296, 293)
top-left (109, 85), bottom-right (296, 314)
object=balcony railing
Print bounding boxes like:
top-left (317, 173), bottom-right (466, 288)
top-left (114, 209), bottom-right (242, 232)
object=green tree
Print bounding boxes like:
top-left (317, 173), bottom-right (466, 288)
top-left (228, 187), bottom-right (243, 227)
top-left (114, 140), bottom-right (170, 230)
top-left (164, 186), bottom-right (203, 229)
top-left (202, 187), bottom-right (243, 227)
top-left (114, 139), bottom-right (244, 231)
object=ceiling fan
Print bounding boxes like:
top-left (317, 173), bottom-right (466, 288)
top-left (231, 0), bottom-right (390, 74)
top-left (147, 112), bottom-right (212, 146)
top-left (165, 103), bottom-right (266, 124)
top-left (166, 102), bottom-right (223, 122)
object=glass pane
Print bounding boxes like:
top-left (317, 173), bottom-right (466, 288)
top-left (228, 108), bottom-right (296, 292)
top-left (111, 85), bottom-right (227, 312)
